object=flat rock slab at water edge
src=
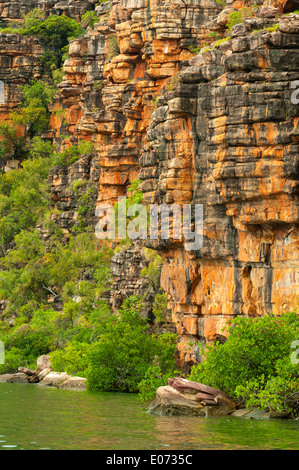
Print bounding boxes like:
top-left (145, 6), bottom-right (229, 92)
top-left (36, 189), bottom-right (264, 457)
top-left (0, 373), bottom-right (28, 384)
top-left (37, 371), bottom-right (71, 387)
top-left (57, 376), bottom-right (87, 391)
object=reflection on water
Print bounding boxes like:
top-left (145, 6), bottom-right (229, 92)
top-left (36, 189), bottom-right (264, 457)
top-left (0, 383), bottom-right (298, 450)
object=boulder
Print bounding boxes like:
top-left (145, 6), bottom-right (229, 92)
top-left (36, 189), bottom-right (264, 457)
top-left (0, 373), bottom-right (28, 383)
top-left (148, 378), bottom-right (237, 416)
top-left (38, 371), bottom-right (70, 387)
top-left (17, 366), bottom-right (39, 383)
top-left (36, 355), bottom-right (51, 373)
top-left (257, 6), bottom-right (282, 18)
top-left (58, 376), bottom-right (87, 391)
top-left (148, 385), bottom-right (205, 416)
top-left (37, 367), bottom-right (51, 382)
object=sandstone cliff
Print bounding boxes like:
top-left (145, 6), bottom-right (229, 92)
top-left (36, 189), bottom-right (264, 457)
top-left (0, 0), bottom-right (298, 371)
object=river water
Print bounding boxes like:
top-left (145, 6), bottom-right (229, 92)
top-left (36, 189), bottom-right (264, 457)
top-left (0, 382), bottom-right (297, 450)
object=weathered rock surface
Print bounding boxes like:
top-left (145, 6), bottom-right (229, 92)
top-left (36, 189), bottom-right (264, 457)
top-left (36, 355), bottom-right (51, 372)
top-left (0, 33), bottom-right (44, 124)
top-left (0, 1), bottom-right (298, 371)
top-left (0, 0), bottom-right (96, 25)
top-left (58, 376), bottom-right (87, 390)
top-left (139, 15), bottom-right (299, 369)
top-left (0, 356), bottom-right (86, 390)
top-left (38, 371), bottom-right (71, 386)
top-left (0, 372), bottom-right (28, 383)
top-left (48, 153), bottom-right (100, 234)
top-left (148, 377), bottom-right (236, 416)
top-left (48, 4), bottom-right (299, 368)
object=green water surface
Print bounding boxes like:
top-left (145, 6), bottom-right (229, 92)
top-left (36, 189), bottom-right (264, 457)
top-left (0, 382), bottom-right (298, 450)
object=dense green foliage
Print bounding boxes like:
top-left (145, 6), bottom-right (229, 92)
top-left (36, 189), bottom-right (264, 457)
top-left (0, 227), bottom-right (114, 368)
top-left (53, 141), bottom-right (94, 166)
top-left (23, 10), bottom-right (84, 69)
top-left (0, 134), bottom-right (177, 397)
top-left (0, 153), bottom-right (53, 246)
top-left (84, 296), bottom-right (178, 394)
top-left (188, 312), bottom-right (299, 417)
top-left (0, 123), bottom-right (28, 164)
top-left (0, 80), bottom-right (56, 168)
top-left (12, 81), bottom-right (56, 135)
top-left (0, 10), bottom-right (84, 71)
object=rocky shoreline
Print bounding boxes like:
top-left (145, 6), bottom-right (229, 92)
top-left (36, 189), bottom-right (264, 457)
top-left (0, 355), bottom-right (87, 391)
top-left (0, 362), bottom-right (294, 420)
top-left (147, 377), bottom-right (293, 420)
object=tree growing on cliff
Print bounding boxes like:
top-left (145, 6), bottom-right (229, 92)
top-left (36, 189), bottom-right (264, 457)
top-left (0, 80), bottom-right (56, 170)
top-left (11, 81), bottom-right (56, 136)
top-left (23, 12), bottom-right (85, 69)
top-left (0, 123), bottom-right (28, 165)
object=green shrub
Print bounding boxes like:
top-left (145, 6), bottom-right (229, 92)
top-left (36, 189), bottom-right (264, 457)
top-left (86, 296), bottom-right (152, 392)
top-left (81, 11), bottom-right (99, 29)
top-left (0, 122), bottom-right (28, 162)
top-left (236, 356), bottom-right (299, 418)
top-left (85, 296), bottom-right (178, 394)
top-left (138, 363), bottom-right (179, 403)
top-left (53, 141), bottom-right (94, 166)
top-left (141, 248), bottom-right (163, 291)
top-left (28, 137), bottom-right (55, 160)
top-left (23, 13), bottom-right (84, 69)
top-left (211, 36), bottom-right (231, 49)
top-left (188, 312), bottom-right (299, 400)
top-left (50, 341), bottom-right (92, 377)
top-left (0, 347), bottom-right (26, 374)
top-left (11, 81), bottom-right (56, 135)
top-left (188, 46), bottom-right (201, 55)
top-left (113, 178), bottom-right (146, 241)
top-left (227, 7), bottom-right (254, 32)
top-left (0, 155), bottom-right (54, 246)
top-left (152, 292), bottom-right (168, 323)
top-left (107, 34), bottom-right (120, 60)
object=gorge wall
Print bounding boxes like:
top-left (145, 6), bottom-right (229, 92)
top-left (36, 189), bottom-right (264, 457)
top-left (0, 0), bottom-right (298, 371)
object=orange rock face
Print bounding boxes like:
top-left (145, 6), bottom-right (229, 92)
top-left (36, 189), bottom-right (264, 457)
top-left (50, 0), bottom-right (223, 208)
top-left (47, 2), bottom-right (299, 370)
top-left (142, 14), bottom-right (299, 370)
top-left (1, 0), bottom-right (298, 371)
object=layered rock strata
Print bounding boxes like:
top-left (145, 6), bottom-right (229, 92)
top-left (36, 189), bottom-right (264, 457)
top-left (48, 152), bottom-right (100, 233)
top-left (49, 3), bottom-right (299, 369)
top-left (141, 14), bottom-right (299, 369)
top-left (0, 0), bottom-right (97, 25)
top-left (51, 0), bottom-right (223, 206)
top-left (0, 33), bottom-right (44, 121)
top-left (0, 1), bottom-right (298, 371)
